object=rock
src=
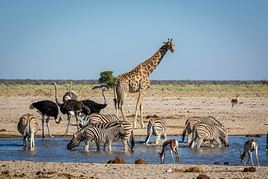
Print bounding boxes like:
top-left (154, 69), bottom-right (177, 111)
top-left (107, 157), bottom-right (125, 164)
top-left (36, 171), bottom-right (42, 175)
top-left (196, 174), bottom-right (210, 179)
top-left (166, 168), bottom-right (173, 173)
top-left (243, 167), bottom-right (256, 172)
top-left (135, 159), bottom-right (147, 164)
top-left (184, 166), bottom-right (201, 172)
top-left (224, 162), bottom-right (229, 165)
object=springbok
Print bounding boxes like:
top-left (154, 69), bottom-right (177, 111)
top-left (159, 139), bottom-right (179, 164)
top-left (240, 139), bottom-right (260, 166)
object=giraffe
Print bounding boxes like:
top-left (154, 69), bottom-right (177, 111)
top-left (114, 38), bottom-right (174, 128)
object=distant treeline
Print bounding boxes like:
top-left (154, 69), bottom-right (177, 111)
top-left (0, 79), bottom-right (268, 85)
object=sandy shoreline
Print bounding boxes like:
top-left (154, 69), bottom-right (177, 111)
top-left (1, 160), bottom-right (268, 179)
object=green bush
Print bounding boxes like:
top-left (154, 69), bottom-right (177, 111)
top-left (98, 71), bottom-right (116, 88)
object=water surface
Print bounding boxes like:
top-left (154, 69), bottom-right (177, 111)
top-left (0, 135), bottom-right (267, 165)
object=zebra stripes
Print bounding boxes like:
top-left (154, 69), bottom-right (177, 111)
top-left (189, 121), bottom-right (229, 148)
top-left (67, 123), bottom-right (125, 152)
top-left (145, 119), bottom-right (167, 144)
top-left (17, 113), bottom-right (39, 150)
top-left (77, 113), bottom-right (134, 152)
top-left (78, 113), bottom-right (119, 128)
top-left (182, 116), bottom-right (224, 143)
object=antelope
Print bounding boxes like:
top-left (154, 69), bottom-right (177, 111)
top-left (159, 139), bottom-right (179, 164)
top-left (231, 94), bottom-right (239, 107)
top-left (240, 139), bottom-right (260, 166)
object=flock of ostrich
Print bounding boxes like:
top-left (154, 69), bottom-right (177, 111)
top-left (16, 39), bottom-right (260, 165)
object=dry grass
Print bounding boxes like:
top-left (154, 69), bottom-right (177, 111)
top-left (0, 83), bottom-right (268, 98)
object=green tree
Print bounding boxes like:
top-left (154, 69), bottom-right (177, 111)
top-left (98, 71), bottom-right (116, 88)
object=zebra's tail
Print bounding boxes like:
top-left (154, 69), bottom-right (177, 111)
top-left (181, 124), bottom-right (187, 143)
top-left (129, 130), bottom-right (135, 152)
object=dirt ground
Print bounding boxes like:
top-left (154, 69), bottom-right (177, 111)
top-left (1, 160), bottom-right (268, 179)
top-left (0, 95), bottom-right (268, 178)
top-left (0, 95), bottom-right (268, 137)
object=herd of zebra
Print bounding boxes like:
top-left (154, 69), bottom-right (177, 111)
top-left (16, 82), bottom-right (260, 166)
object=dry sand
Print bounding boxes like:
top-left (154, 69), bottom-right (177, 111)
top-left (0, 96), bottom-right (268, 136)
top-left (1, 160), bottom-right (268, 179)
top-left (0, 95), bottom-right (268, 178)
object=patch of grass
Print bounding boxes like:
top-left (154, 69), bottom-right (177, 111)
top-left (0, 82), bottom-right (268, 97)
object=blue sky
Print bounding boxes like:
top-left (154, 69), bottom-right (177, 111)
top-left (0, 0), bottom-right (267, 80)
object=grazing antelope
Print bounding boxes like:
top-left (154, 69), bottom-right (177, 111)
top-left (240, 139), bottom-right (260, 166)
top-left (231, 94), bottom-right (239, 107)
top-left (159, 139), bottom-right (179, 164)
top-left (17, 113), bottom-right (39, 150)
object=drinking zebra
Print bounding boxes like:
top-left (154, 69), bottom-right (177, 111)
top-left (240, 139), bottom-right (260, 166)
top-left (189, 121), bottom-right (229, 148)
top-left (144, 119), bottom-right (167, 144)
top-left (67, 123), bottom-right (125, 152)
top-left (78, 113), bottom-right (134, 152)
top-left (182, 116), bottom-right (224, 143)
top-left (17, 113), bottom-right (39, 150)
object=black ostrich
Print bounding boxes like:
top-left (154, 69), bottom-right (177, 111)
top-left (30, 100), bottom-right (60, 138)
top-left (81, 84), bottom-right (108, 114)
top-left (53, 82), bottom-right (91, 136)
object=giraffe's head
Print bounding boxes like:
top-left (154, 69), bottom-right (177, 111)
top-left (163, 38), bottom-right (174, 53)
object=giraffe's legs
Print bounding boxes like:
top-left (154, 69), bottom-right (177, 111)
top-left (117, 86), bottom-right (127, 121)
top-left (139, 94), bottom-right (145, 128)
top-left (134, 90), bottom-right (144, 129)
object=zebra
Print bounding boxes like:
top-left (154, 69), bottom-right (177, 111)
top-left (67, 123), bottom-right (125, 152)
top-left (78, 113), bottom-right (119, 128)
top-left (240, 139), bottom-right (260, 166)
top-left (181, 116), bottom-right (224, 143)
top-left (189, 121), bottom-right (229, 148)
top-left (144, 119), bottom-right (167, 144)
top-left (78, 113), bottom-right (134, 152)
top-left (17, 113), bottom-right (39, 150)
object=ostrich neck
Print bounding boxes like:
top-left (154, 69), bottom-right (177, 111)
top-left (53, 83), bottom-right (62, 106)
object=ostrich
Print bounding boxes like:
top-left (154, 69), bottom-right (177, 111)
top-left (30, 100), bottom-right (60, 138)
top-left (81, 84), bottom-right (108, 114)
top-left (53, 82), bottom-right (91, 136)
top-left (54, 81), bottom-right (78, 102)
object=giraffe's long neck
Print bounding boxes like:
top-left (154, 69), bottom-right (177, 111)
top-left (142, 45), bottom-right (168, 75)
